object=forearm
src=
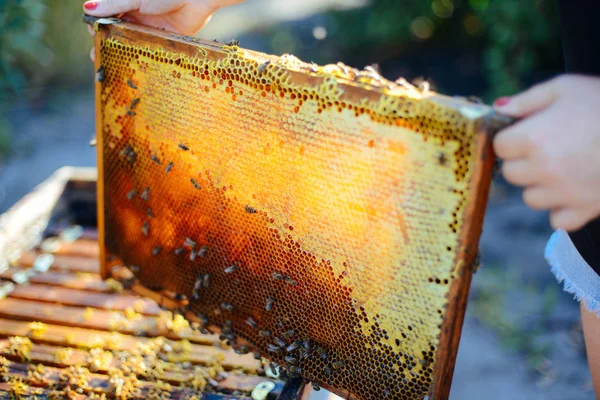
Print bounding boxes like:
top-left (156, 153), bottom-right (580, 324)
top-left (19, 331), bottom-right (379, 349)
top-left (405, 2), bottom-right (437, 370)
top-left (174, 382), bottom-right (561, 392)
top-left (581, 303), bottom-right (600, 396)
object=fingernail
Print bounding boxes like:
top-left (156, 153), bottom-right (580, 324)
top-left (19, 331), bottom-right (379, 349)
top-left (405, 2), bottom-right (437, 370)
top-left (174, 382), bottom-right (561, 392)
top-left (494, 96), bottom-right (510, 107)
top-left (84, 1), bottom-right (98, 11)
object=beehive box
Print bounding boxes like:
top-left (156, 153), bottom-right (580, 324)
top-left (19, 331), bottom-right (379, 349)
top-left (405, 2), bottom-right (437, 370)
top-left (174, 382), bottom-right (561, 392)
top-left (90, 17), bottom-right (511, 400)
top-left (0, 168), bottom-right (284, 399)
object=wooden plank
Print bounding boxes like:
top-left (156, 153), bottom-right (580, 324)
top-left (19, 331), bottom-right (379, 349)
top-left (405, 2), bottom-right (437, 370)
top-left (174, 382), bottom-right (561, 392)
top-left (18, 252), bottom-right (99, 274)
top-left (25, 270), bottom-right (112, 292)
top-left (0, 340), bottom-right (198, 384)
top-left (2, 360), bottom-right (205, 399)
top-left (0, 298), bottom-right (206, 341)
top-left (0, 318), bottom-right (258, 371)
top-left (46, 239), bottom-right (100, 259)
top-left (45, 226), bottom-right (99, 241)
top-left (8, 284), bottom-right (160, 315)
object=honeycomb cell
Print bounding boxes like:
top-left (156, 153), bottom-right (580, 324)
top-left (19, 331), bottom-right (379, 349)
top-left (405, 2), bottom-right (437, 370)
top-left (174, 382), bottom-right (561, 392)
top-left (94, 19), bottom-right (503, 400)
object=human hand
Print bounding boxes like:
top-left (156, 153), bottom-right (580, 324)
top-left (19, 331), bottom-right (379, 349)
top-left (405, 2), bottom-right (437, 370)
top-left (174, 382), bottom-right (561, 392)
top-left (493, 75), bottom-right (600, 231)
top-left (84, 0), bottom-right (244, 60)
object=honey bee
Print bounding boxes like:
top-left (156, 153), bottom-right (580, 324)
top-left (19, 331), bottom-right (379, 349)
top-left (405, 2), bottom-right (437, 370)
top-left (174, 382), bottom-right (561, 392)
top-left (129, 265), bottom-right (140, 273)
top-left (141, 221), bottom-right (149, 236)
top-left (184, 237), bottom-right (197, 248)
top-left (221, 303), bottom-right (234, 311)
top-left (226, 39), bottom-right (240, 46)
top-left (189, 249), bottom-right (197, 261)
top-left (244, 205), bottom-right (257, 213)
top-left (198, 245), bottom-right (208, 258)
top-left (258, 60), bottom-right (271, 74)
top-left (311, 382), bottom-right (321, 391)
top-left (323, 366), bottom-right (332, 376)
top-left (364, 63), bottom-right (381, 75)
top-left (437, 151), bottom-right (447, 166)
top-left (224, 264), bottom-right (238, 273)
top-left (270, 362), bottom-right (280, 374)
top-left (285, 342), bottom-right (298, 352)
top-left (96, 66), bottom-right (105, 83)
top-left (245, 317), bottom-right (257, 329)
top-left (203, 273), bottom-right (210, 288)
top-left (316, 346), bottom-right (327, 360)
top-left (152, 246), bottom-right (162, 256)
top-left (265, 297), bottom-right (275, 311)
top-left (273, 337), bottom-right (286, 348)
top-left (284, 355), bottom-right (297, 365)
top-left (191, 179), bottom-right (201, 189)
top-left (126, 189), bottom-right (136, 200)
top-left (236, 345), bottom-right (250, 355)
top-left (141, 187), bottom-right (150, 201)
top-left (165, 162), bottom-right (174, 173)
top-left (282, 329), bottom-right (296, 339)
top-left (253, 351), bottom-right (262, 360)
top-left (129, 98), bottom-right (140, 110)
top-left (147, 207), bottom-right (154, 218)
top-left (174, 248), bottom-right (184, 255)
top-left (267, 344), bottom-right (281, 353)
top-left (271, 272), bottom-right (284, 281)
top-left (332, 360), bottom-right (344, 370)
top-left (126, 110), bottom-right (136, 117)
top-left (89, 138), bottom-right (97, 147)
top-left (151, 154), bottom-right (161, 164)
top-left (284, 276), bottom-right (297, 286)
top-left (174, 293), bottom-right (187, 302)
top-left (126, 78), bottom-right (137, 89)
top-left (258, 330), bottom-right (271, 337)
top-left (288, 366), bottom-right (302, 374)
top-left (178, 142), bottom-right (189, 151)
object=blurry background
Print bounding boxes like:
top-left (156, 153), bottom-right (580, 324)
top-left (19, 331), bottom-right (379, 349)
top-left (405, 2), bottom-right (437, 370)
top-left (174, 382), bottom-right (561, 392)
top-left (0, 0), bottom-right (592, 399)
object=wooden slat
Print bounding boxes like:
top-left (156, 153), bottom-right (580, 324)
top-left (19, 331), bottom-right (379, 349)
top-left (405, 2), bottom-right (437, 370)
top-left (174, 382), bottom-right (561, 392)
top-left (0, 298), bottom-right (206, 341)
top-left (45, 226), bottom-right (99, 241)
top-left (8, 284), bottom-right (160, 315)
top-left (46, 239), bottom-right (100, 259)
top-left (0, 382), bottom-right (87, 399)
top-left (1, 268), bottom-right (110, 292)
top-left (3, 361), bottom-right (204, 399)
top-left (19, 252), bottom-right (99, 274)
top-left (0, 318), bottom-right (258, 371)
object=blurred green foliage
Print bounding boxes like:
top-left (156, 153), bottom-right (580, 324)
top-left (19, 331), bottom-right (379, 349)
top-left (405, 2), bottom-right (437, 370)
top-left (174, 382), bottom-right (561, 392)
top-left (332, 0), bottom-right (562, 99)
top-left (269, 0), bottom-right (561, 101)
top-left (0, 0), bottom-right (92, 159)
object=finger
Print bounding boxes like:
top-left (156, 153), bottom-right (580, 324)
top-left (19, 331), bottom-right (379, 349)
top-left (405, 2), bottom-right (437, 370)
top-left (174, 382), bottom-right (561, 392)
top-left (494, 77), bottom-right (560, 118)
top-left (87, 24), bottom-right (95, 37)
top-left (550, 208), bottom-right (591, 232)
top-left (523, 186), bottom-right (559, 210)
top-left (502, 159), bottom-right (540, 186)
top-left (493, 117), bottom-right (538, 159)
top-left (90, 47), bottom-right (95, 63)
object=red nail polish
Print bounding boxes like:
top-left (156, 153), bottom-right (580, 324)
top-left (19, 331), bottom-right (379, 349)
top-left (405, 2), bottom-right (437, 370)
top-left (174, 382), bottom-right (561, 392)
top-left (84, 1), bottom-right (98, 11)
top-left (494, 96), bottom-right (510, 107)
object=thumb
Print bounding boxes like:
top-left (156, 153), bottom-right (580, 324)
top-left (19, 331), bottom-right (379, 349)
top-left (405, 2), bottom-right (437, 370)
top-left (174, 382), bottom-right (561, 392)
top-left (494, 77), bottom-right (561, 118)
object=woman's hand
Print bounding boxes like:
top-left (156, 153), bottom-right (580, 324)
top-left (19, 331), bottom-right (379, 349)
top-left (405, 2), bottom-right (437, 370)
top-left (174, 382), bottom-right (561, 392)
top-left (84, 0), bottom-right (244, 60)
top-left (494, 75), bottom-right (600, 231)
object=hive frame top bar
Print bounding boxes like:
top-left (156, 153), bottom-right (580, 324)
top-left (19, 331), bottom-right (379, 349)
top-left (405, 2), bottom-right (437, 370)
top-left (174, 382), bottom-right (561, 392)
top-left (89, 14), bottom-right (511, 400)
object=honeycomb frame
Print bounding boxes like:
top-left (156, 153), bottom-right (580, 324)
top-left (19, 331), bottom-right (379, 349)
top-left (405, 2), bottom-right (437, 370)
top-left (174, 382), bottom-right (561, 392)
top-left (91, 17), bottom-right (507, 400)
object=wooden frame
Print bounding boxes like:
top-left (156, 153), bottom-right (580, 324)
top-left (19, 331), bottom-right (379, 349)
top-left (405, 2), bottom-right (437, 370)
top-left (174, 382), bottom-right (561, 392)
top-left (88, 15), bottom-right (513, 400)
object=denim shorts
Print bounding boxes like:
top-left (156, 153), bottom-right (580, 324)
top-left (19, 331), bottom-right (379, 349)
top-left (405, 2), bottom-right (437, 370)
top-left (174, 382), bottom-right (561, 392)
top-left (546, 229), bottom-right (600, 315)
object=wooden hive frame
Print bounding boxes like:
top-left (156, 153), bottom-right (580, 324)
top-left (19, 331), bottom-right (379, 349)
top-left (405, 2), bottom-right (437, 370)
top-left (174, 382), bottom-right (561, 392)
top-left (87, 15), bottom-right (513, 400)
